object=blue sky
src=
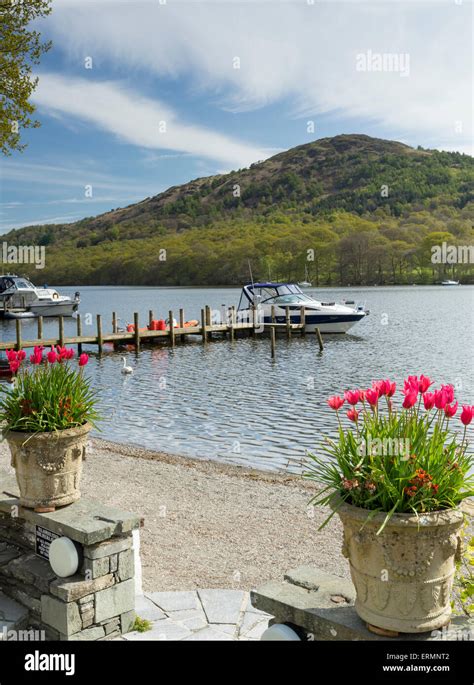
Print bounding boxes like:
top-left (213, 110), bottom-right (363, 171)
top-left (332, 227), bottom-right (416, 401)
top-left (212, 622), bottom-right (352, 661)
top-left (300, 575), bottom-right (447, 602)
top-left (1, 0), bottom-right (472, 233)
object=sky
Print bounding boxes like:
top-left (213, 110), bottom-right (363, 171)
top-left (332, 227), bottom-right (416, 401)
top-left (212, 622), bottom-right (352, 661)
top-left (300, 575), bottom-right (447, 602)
top-left (0, 0), bottom-right (472, 233)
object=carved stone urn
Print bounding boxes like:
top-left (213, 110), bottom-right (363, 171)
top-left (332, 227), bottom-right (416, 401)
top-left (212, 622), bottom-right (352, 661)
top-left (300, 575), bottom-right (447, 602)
top-left (334, 499), bottom-right (464, 633)
top-left (6, 423), bottom-right (91, 512)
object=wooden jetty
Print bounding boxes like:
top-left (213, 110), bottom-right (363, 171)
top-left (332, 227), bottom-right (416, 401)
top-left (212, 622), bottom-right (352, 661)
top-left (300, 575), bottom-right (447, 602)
top-left (0, 305), bottom-right (324, 354)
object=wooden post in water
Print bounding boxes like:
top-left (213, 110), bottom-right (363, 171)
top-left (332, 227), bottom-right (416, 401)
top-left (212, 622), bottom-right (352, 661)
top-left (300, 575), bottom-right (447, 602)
top-left (179, 308), bottom-right (185, 342)
top-left (112, 311), bottom-right (117, 334)
top-left (97, 314), bottom-right (103, 354)
top-left (251, 305), bottom-right (257, 337)
top-left (315, 327), bottom-right (324, 352)
top-left (271, 305), bottom-right (276, 324)
top-left (77, 314), bottom-right (82, 355)
top-left (134, 312), bottom-right (140, 350)
top-left (59, 316), bottom-right (65, 348)
top-left (270, 326), bottom-right (276, 359)
top-left (300, 306), bottom-right (306, 336)
top-left (285, 306), bottom-right (291, 339)
top-left (201, 308), bottom-right (207, 344)
top-left (169, 310), bottom-right (175, 348)
top-left (205, 305), bottom-right (212, 341)
top-left (230, 306), bottom-right (235, 341)
top-left (149, 310), bottom-right (154, 327)
top-left (15, 319), bottom-right (21, 351)
top-left (37, 316), bottom-right (43, 341)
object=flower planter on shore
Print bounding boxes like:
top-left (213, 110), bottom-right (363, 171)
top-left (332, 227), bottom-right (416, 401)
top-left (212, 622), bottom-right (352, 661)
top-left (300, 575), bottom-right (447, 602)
top-left (0, 346), bottom-right (99, 512)
top-left (6, 422), bottom-right (92, 511)
top-left (335, 499), bottom-right (464, 633)
top-left (304, 373), bottom-right (473, 635)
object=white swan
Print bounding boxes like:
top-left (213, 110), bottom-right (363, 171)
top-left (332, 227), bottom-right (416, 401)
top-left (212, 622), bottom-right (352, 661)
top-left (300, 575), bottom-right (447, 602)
top-left (121, 357), bottom-right (133, 374)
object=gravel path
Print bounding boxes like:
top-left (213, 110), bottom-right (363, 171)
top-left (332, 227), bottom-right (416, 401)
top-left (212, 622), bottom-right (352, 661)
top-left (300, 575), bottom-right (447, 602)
top-left (0, 437), bottom-right (348, 592)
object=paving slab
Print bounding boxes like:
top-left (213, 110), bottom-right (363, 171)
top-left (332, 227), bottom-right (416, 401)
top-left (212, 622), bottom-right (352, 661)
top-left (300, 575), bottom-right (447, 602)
top-left (146, 590), bottom-right (199, 613)
top-left (198, 589), bottom-right (246, 625)
top-left (239, 610), bottom-right (269, 638)
top-left (135, 594), bottom-right (167, 622)
top-left (183, 626), bottom-right (234, 641)
top-left (123, 618), bottom-right (192, 641)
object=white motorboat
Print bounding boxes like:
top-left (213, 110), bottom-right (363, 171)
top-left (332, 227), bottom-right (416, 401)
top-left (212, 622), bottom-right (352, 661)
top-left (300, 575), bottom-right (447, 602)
top-left (236, 282), bottom-right (368, 333)
top-left (441, 280), bottom-right (460, 286)
top-left (0, 275), bottom-right (80, 318)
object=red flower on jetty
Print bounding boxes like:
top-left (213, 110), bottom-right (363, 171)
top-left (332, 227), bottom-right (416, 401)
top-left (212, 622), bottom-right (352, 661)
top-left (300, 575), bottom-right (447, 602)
top-left (460, 406), bottom-right (474, 426)
top-left (344, 390), bottom-right (360, 405)
top-left (78, 353), bottom-right (89, 367)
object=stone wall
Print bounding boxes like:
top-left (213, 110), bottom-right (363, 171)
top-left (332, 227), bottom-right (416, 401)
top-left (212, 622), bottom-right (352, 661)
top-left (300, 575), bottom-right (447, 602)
top-left (0, 490), bottom-right (141, 641)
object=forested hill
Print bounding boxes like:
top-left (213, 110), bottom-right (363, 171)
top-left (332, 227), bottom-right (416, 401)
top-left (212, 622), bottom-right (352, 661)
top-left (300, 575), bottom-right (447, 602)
top-left (4, 134), bottom-right (474, 286)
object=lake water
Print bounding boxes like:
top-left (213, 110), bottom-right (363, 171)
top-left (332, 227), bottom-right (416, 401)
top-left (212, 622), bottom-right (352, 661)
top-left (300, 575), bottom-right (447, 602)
top-left (1, 285), bottom-right (473, 473)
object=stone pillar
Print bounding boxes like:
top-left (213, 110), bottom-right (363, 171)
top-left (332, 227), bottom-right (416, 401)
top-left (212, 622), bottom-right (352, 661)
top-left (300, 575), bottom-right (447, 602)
top-left (0, 487), bottom-right (141, 641)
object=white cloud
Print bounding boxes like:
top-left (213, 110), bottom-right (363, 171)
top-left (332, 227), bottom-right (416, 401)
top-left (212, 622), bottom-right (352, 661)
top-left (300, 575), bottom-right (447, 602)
top-left (32, 74), bottom-right (269, 168)
top-left (44, 0), bottom-right (472, 154)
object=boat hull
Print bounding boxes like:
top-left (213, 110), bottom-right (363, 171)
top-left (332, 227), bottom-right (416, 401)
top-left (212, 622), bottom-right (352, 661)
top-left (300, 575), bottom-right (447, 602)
top-left (236, 313), bottom-right (366, 334)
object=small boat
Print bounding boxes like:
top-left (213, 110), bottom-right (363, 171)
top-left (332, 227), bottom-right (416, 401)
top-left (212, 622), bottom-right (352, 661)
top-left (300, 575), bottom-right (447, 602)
top-left (0, 275), bottom-right (80, 318)
top-left (297, 266), bottom-right (312, 289)
top-left (441, 280), bottom-right (460, 286)
top-left (236, 282), bottom-right (369, 333)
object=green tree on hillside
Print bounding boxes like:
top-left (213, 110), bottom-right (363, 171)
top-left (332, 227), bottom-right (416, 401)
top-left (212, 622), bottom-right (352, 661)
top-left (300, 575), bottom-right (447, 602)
top-left (0, 0), bottom-right (52, 154)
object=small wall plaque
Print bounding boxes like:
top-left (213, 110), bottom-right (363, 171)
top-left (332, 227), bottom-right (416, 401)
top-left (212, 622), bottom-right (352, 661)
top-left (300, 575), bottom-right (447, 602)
top-left (35, 525), bottom-right (60, 560)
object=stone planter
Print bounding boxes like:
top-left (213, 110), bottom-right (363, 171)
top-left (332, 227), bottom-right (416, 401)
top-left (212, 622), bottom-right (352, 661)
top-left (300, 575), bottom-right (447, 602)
top-left (6, 423), bottom-right (92, 511)
top-left (335, 499), bottom-right (464, 633)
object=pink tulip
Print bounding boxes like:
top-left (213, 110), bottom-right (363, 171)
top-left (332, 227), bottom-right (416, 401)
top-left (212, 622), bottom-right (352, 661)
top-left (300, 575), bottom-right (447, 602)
top-left (5, 349), bottom-right (17, 362)
top-left (385, 380), bottom-right (396, 397)
top-left (358, 389), bottom-right (366, 401)
top-left (344, 390), bottom-right (360, 405)
top-left (404, 376), bottom-right (419, 394)
top-left (78, 353), bottom-right (89, 367)
top-left (66, 348), bottom-right (75, 360)
top-left (346, 408), bottom-right (359, 422)
top-left (9, 360), bottom-right (20, 374)
top-left (402, 391), bottom-right (418, 409)
top-left (434, 389), bottom-right (448, 410)
top-left (365, 388), bottom-right (379, 407)
top-left (441, 384), bottom-right (455, 404)
top-left (372, 380), bottom-right (386, 396)
top-left (444, 402), bottom-right (458, 419)
top-left (17, 350), bottom-right (26, 362)
top-left (29, 352), bottom-right (42, 364)
top-left (418, 375), bottom-right (433, 393)
top-left (423, 392), bottom-right (435, 410)
top-left (460, 405), bottom-right (473, 426)
top-left (47, 349), bottom-right (58, 364)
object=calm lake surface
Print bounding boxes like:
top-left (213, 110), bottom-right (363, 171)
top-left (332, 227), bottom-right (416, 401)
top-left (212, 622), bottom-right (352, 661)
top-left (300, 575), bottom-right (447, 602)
top-left (1, 285), bottom-right (473, 473)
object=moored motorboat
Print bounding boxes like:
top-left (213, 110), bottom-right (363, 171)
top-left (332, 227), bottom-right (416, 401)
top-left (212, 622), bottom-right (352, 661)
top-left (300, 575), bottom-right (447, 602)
top-left (0, 275), bottom-right (80, 318)
top-left (441, 279), bottom-right (460, 286)
top-left (236, 282), bottom-right (368, 333)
